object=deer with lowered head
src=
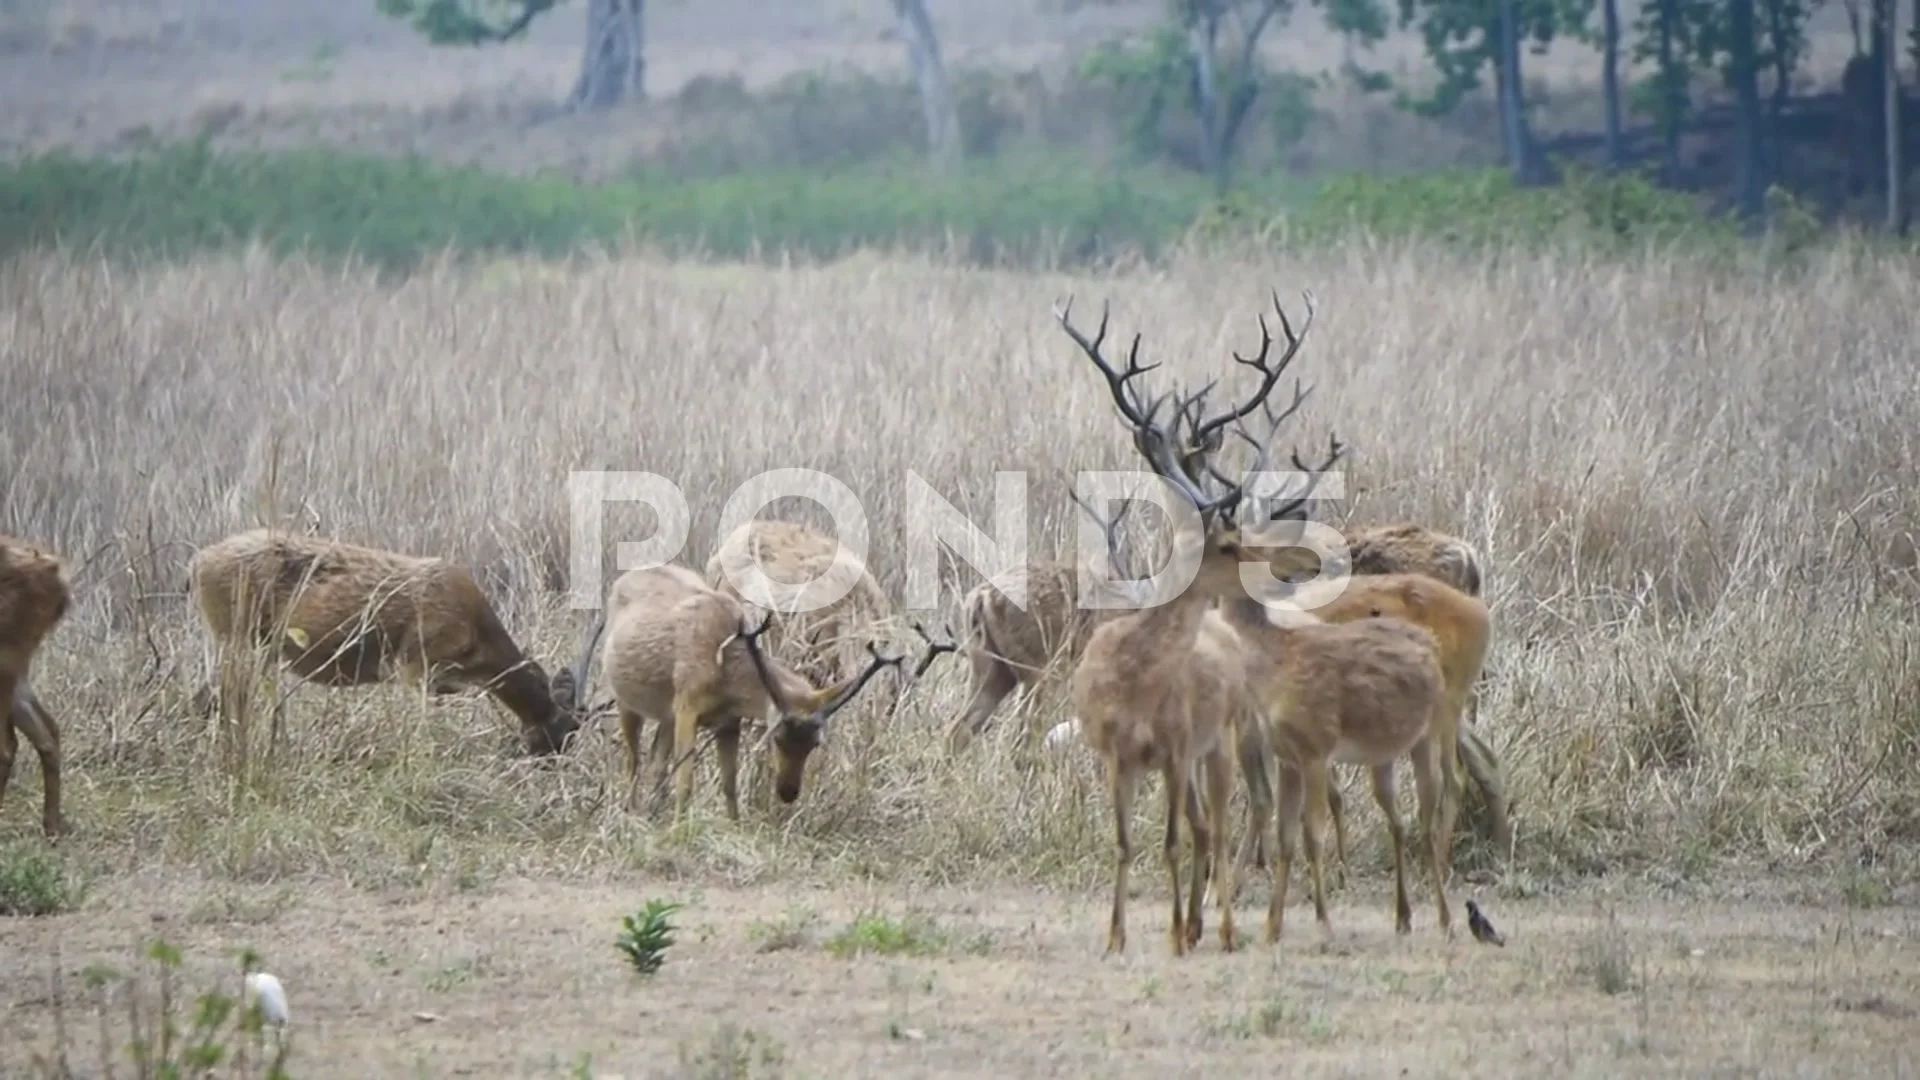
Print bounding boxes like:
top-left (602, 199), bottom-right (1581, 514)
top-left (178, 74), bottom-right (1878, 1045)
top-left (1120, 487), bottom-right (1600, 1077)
top-left (584, 563), bottom-right (956, 822)
top-left (188, 528), bottom-right (592, 757)
top-left (1053, 292), bottom-right (1344, 957)
top-left (1, 534), bottom-right (73, 839)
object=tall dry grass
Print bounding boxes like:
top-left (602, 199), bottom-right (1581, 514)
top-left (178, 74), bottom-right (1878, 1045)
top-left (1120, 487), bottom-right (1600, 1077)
top-left (3, 238), bottom-right (1918, 896)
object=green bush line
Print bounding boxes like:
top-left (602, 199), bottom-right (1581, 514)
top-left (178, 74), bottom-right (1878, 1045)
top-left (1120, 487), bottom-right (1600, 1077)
top-left (0, 140), bottom-right (1742, 271)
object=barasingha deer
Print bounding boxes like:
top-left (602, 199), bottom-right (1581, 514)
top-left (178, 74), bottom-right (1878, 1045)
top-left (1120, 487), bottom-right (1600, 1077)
top-left (188, 528), bottom-right (593, 756)
top-left (946, 498), bottom-right (1147, 753)
top-left (1218, 570), bottom-right (1489, 916)
top-left (1215, 579), bottom-right (1456, 944)
top-left (705, 518), bottom-right (904, 717)
top-left (1282, 515), bottom-right (1509, 858)
top-left (587, 563), bottom-right (955, 822)
top-left (1053, 292), bottom-right (1344, 957)
top-left (1, 534), bottom-right (73, 839)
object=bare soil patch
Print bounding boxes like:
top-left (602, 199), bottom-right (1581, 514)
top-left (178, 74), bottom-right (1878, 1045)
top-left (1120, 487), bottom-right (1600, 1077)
top-left (5, 873), bottom-right (1917, 1077)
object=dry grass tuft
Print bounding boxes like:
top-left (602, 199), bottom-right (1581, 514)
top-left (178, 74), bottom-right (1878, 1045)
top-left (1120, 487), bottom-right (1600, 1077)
top-left (4, 238), bottom-right (1920, 898)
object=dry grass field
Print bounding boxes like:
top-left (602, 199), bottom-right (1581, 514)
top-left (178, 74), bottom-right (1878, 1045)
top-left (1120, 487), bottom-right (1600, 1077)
top-left (3, 237), bottom-right (1920, 1074)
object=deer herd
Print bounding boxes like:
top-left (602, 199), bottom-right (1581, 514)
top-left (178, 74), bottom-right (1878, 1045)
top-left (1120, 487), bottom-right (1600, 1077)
top-left (1, 287), bottom-right (1511, 960)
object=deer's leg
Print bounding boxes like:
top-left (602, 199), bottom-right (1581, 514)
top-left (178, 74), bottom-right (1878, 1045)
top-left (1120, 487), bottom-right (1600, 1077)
top-left (11, 687), bottom-right (64, 840)
top-left (1162, 760), bottom-right (1192, 957)
top-left (618, 708), bottom-right (646, 811)
top-left (1105, 759), bottom-right (1138, 957)
top-left (1301, 759), bottom-right (1333, 935)
top-left (1370, 762), bottom-right (1414, 936)
top-left (643, 712), bottom-right (675, 816)
top-left (713, 720), bottom-right (743, 823)
top-left (669, 696), bottom-right (703, 821)
top-left (1415, 736), bottom-right (1457, 938)
top-left (1180, 769), bottom-right (1209, 950)
top-left (1326, 771), bottom-right (1350, 890)
top-left (1201, 745), bottom-right (1236, 952)
top-left (1267, 758), bottom-right (1306, 946)
top-left (949, 650), bottom-right (1018, 753)
top-left (0, 674), bottom-right (17, 817)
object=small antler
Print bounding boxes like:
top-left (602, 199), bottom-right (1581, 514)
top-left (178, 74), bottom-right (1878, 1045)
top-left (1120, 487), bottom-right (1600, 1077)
top-left (1069, 487), bottom-right (1141, 580)
top-left (908, 620), bottom-right (961, 679)
top-left (733, 614), bottom-right (795, 716)
top-left (810, 641), bottom-right (907, 729)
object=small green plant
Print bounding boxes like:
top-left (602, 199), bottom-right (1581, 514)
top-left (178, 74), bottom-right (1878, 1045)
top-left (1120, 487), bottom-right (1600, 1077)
top-left (823, 911), bottom-right (950, 959)
top-left (615, 898), bottom-right (684, 976)
top-left (0, 844), bottom-right (73, 915)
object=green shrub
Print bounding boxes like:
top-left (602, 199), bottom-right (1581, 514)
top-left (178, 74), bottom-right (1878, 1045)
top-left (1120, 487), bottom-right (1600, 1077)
top-left (0, 845), bottom-right (74, 916)
top-left (1288, 164), bottom-right (1737, 253)
top-left (0, 141), bottom-right (1219, 271)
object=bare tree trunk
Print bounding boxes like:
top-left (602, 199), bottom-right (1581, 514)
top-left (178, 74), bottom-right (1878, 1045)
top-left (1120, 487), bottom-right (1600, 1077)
top-left (892, 0), bottom-right (961, 171)
top-left (1657, 0), bottom-right (1684, 181)
top-left (1887, 0), bottom-right (1906, 230)
top-left (1496, 0), bottom-right (1546, 185)
top-left (1186, 8), bottom-right (1226, 194)
top-left (568, 0), bottom-right (644, 111)
top-left (1602, 0), bottom-right (1623, 169)
top-left (1728, 0), bottom-right (1766, 226)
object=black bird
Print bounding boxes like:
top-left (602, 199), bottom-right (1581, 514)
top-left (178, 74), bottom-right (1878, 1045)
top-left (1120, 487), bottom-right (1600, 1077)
top-left (1465, 900), bottom-right (1505, 947)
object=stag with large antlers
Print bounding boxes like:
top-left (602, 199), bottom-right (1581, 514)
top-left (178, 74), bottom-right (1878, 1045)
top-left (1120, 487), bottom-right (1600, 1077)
top-left (1056, 292), bottom-right (1341, 957)
top-left (189, 529), bottom-right (591, 756)
top-left (1, 535), bottom-right (72, 839)
top-left (590, 563), bottom-right (955, 822)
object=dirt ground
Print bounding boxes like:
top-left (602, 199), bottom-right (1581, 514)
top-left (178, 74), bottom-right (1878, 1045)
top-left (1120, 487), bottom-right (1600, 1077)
top-left (4, 872), bottom-right (1917, 1078)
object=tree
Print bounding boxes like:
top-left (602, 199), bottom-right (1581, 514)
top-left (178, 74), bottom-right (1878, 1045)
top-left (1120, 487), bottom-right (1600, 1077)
top-left (1178, 0), bottom-right (1289, 194)
top-left (1396, 0), bottom-right (1566, 185)
top-left (1076, 0), bottom-right (1290, 192)
top-left (1727, 0), bottom-right (1766, 224)
top-left (891, 0), bottom-right (962, 170)
top-left (377, 0), bottom-right (646, 111)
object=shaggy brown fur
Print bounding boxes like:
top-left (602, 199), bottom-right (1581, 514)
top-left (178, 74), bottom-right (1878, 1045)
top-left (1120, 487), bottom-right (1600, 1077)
top-left (588, 564), bottom-right (935, 822)
top-left (705, 518), bottom-right (902, 715)
top-left (188, 529), bottom-right (589, 756)
top-left (0, 534), bottom-right (72, 839)
top-left (1218, 593), bottom-right (1456, 942)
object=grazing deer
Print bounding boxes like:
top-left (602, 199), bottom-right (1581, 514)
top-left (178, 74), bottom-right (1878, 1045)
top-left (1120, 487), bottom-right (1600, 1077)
top-left (947, 500), bottom-right (1146, 753)
top-left (1225, 570), bottom-right (1490, 902)
top-left (0, 535), bottom-right (72, 839)
top-left (1216, 587), bottom-right (1456, 943)
top-left (1055, 292), bottom-right (1341, 957)
top-left (188, 529), bottom-right (591, 756)
top-left (705, 518), bottom-right (903, 716)
top-left (588, 563), bottom-right (954, 822)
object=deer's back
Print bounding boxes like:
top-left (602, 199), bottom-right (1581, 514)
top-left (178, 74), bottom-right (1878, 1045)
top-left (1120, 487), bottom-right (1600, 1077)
top-left (1344, 524), bottom-right (1483, 597)
top-left (1265, 618), bottom-right (1446, 768)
